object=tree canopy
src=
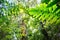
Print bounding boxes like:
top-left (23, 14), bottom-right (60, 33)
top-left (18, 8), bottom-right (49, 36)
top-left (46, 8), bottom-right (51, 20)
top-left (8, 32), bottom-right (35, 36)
top-left (0, 0), bottom-right (60, 40)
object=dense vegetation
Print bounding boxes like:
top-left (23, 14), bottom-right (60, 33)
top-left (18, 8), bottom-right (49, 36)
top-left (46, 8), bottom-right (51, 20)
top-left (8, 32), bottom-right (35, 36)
top-left (0, 0), bottom-right (60, 40)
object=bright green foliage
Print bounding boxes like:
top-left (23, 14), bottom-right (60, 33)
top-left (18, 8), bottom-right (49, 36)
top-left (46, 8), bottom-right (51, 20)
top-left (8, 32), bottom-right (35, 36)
top-left (28, 1), bottom-right (60, 26)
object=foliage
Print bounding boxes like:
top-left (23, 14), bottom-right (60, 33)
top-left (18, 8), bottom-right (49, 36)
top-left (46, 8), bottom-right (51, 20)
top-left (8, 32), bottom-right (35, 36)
top-left (0, 0), bottom-right (60, 40)
top-left (28, 0), bottom-right (60, 26)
